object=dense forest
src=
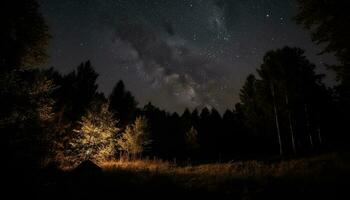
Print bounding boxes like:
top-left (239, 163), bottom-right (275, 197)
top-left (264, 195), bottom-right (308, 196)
top-left (2, 0), bottom-right (349, 170)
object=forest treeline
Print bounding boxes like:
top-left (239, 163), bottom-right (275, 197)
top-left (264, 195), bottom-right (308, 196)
top-left (1, 0), bottom-right (349, 169)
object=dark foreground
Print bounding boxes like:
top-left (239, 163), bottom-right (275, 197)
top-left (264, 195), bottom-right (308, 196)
top-left (6, 153), bottom-right (350, 200)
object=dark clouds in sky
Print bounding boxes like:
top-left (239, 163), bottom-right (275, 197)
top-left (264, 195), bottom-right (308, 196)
top-left (41, 0), bottom-right (336, 112)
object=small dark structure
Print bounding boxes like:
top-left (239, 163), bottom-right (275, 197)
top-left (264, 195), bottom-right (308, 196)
top-left (73, 160), bottom-right (102, 177)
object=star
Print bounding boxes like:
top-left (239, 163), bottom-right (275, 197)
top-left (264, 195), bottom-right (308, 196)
top-left (41, 0), bottom-right (336, 113)
top-left (280, 17), bottom-right (285, 24)
top-left (193, 33), bottom-right (197, 41)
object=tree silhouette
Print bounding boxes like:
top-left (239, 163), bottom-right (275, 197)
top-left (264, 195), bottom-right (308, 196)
top-left (240, 47), bottom-right (329, 155)
top-left (295, 0), bottom-right (350, 121)
top-left (239, 75), bottom-right (267, 137)
top-left (52, 61), bottom-right (100, 124)
top-left (222, 109), bottom-right (240, 157)
top-left (1, 0), bottom-right (50, 71)
top-left (1, 0), bottom-right (53, 170)
top-left (109, 80), bottom-right (138, 127)
top-left (51, 61), bottom-right (101, 132)
top-left (47, 62), bottom-right (104, 166)
top-left (1, 70), bottom-right (56, 168)
top-left (185, 126), bottom-right (200, 158)
top-left (295, 0), bottom-right (350, 80)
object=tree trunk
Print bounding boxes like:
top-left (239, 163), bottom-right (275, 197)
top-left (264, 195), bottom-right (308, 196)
top-left (317, 114), bottom-right (322, 145)
top-left (270, 83), bottom-right (283, 156)
top-left (56, 105), bottom-right (66, 133)
top-left (304, 104), bottom-right (314, 149)
top-left (317, 128), bottom-right (322, 145)
top-left (285, 94), bottom-right (296, 154)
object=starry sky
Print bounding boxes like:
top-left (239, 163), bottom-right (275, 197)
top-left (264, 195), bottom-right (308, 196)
top-left (40, 0), bottom-right (336, 113)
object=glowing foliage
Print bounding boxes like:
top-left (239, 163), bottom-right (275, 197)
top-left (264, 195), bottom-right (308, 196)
top-left (117, 116), bottom-right (151, 156)
top-left (30, 76), bottom-right (55, 123)
top-left (69, 103), bottom-right (119, 164)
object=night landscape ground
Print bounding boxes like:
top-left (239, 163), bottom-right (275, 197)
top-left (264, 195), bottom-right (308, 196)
top-left (8, 153), bottom-right (349, 199)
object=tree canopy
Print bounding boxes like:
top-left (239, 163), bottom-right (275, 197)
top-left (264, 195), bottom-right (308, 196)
top-left (1, 0), bottom-right (50, 71)
top-left (295, 0), bottom-right (350, 106)
top-left (240, 47), bottom-right (329, 155)
top-left (116, 116), bottom-right (151, 157)
top-left (69, 103), bottom-right (119, 165)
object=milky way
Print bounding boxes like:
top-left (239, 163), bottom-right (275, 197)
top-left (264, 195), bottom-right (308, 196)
top-left (41, 0), bottom-right (336, 113)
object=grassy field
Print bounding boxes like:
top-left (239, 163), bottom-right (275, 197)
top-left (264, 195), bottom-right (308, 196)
top-left (20, 152), bottom-right (350, 199)
top-left (97, 153), bottom-right (349, 199)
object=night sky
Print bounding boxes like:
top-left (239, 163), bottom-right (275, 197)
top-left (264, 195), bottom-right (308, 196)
top-left (40, 0), bottom-right (336, 113)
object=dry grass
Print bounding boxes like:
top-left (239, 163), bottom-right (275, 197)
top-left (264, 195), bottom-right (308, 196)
top-left (100, 153), bottom-right (349, 180)
top-left (100, 157), bottom-right (174, 172)
top-left (40, 153), bottom-right (350, 199)
top-left (94, 153), bottom-right (350, 197)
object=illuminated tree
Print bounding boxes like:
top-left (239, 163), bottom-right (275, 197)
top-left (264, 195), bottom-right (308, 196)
top-left (45, 62), bottom-right (103, 166)
top-left (29, 74), bottom-right (56, 162)
top-left (69, 103), bottom-right (119, 164)
top-left (116, 116), bottom-right (151, 158)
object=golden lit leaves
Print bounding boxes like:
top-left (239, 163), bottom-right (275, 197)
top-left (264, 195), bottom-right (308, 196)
top-left (116, 116), bottom-right (151, 156)
top-left (70, 103), bottom-right (119, 164)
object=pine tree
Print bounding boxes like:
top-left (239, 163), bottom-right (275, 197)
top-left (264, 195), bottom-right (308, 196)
top-left (109, 80), bottom-right (138, 127)
top-left (240, 47), bottom-right (329, 155)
